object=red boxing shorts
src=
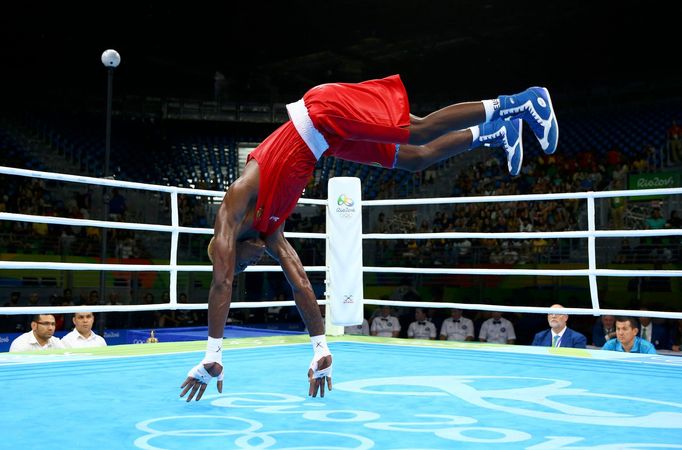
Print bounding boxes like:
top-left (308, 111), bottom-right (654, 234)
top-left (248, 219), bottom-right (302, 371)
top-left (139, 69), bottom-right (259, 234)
top-left (303, 74), bottom-right (411, 168)
top-left (248, 74), bottom-right (411, 235)
top-left (247, 122), bottom-right (316, 235)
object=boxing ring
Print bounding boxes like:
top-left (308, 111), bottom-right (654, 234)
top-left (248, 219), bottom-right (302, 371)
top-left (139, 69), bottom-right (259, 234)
top-left (1, 165), bottom-right (682, 449)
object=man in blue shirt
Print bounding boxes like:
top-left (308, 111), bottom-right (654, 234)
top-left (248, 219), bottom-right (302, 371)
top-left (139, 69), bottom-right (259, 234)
top-left (532, 304), bottom-right (587, 348)
top-left (602, 316), bottom-right (657, 354)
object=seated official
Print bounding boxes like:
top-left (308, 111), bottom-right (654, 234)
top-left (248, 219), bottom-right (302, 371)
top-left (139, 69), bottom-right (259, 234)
top-left (61, 312), bottom-right (107, 348)
top-left (479, 312), bottom-right (516, 344)
top-left (407, 308), bottom-right (437, 340)
top-left (370, 306), bottom-right (401, 338)
top-left (532, 304), bottom-right (587, 348)
top-left (637, 310), bottom-right (669, 350)
top-left (9, 314), bottom-right (65, 352)
top-left (439, 308), bottom-right (475, 342)
top-left (592, 314), bottom-right (616, 347)
top-left (602, 316), bottom-right (656, 354)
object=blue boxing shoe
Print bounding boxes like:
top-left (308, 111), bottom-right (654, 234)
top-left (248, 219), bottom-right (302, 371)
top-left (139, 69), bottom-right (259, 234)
top-left (478, 118), bottom-right (523, 176)
top-left (495, 86), bottom-right (559, 155)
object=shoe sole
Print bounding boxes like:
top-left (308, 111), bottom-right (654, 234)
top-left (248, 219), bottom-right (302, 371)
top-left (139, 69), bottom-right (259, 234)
top-left (538, 87), bottom-right (559, 155)
top-left (510, 119), bottom-right (523, 176)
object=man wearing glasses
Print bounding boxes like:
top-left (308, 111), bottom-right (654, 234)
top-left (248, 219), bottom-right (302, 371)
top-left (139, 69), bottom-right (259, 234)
top-left (531, 304), bottom-right (587, 349)
top-left (9, 314), bottom-right (65, 352)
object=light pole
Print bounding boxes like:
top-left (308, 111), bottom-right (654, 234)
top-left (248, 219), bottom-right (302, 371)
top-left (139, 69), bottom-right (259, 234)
top-left (99, 49), bottom-right (120, 316)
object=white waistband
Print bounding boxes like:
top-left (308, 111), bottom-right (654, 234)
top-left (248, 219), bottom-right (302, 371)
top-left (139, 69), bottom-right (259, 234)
top-left (286, 99), bottom-right (329, 160)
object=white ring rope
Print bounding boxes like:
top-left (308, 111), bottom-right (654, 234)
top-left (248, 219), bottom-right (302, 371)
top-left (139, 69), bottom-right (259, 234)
top-left (361, 267), bottom-right (682, 277)
top-left (362, 299), bottom-right (682, 320)
top-left (363, 229), bottom-right (682, 239)
top-left (0, 165), bottom-right (680, 319)
top-left (0, 166), bottom-right (325, 205)
top-left (363, 187), bottom-right (682, 205)
top-left (0, 212), bottom-right (324, 239)
top-left (0, 262), bottom-right (325, 272)
top-left (1, 300), bottom-right (330, 316)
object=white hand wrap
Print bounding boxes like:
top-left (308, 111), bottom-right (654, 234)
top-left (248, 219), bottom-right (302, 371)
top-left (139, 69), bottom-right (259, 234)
top-left (187, 363), bottom-right (211, 384)
top-left (309, 335), bottom-right (332, 379)
top-left (187, 362), bottom-right (224, 384)
top-left (189, 338), bottom-right (225, 384)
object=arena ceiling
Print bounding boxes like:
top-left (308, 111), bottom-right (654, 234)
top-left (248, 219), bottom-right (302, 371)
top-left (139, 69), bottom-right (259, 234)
top-left (1, 1), bottom-right (680, 109)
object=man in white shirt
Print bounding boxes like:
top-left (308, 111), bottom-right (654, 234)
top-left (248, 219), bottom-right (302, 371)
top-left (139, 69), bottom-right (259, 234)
top-left (370, 306), bottom-right (401, 338)
top-left (61, 312), bottom-right (107, 348)
top-left (9, 314), bottom-right (66, 352)
top-left (440, 308), bottom-right (475, 341)
top-left (407, 308), bottom-right (437, 340)
top-left (479, 312), bottom-right (516, 344)
top-left (344, 318), bottom-right (370, 336)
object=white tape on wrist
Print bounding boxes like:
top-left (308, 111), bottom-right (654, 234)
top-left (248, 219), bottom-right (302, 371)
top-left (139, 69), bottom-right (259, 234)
top-left (202, 337), bottom-right (223, 365)
top-left (311, 335), bottom-right (330, 358)
top-left (309, 335), bottom-right (332, 378)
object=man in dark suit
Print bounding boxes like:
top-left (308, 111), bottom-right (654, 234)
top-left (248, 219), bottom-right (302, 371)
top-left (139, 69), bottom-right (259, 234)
top-left (592, 314), bottom-right (616, 347)
top-left (532, 304), bottom-right (587, 348)
top-left (638, 309), bottom-right (670, 350)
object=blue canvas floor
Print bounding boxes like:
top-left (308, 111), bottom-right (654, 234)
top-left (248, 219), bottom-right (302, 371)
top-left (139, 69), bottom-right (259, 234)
top-left (1, 338), bottom-right (682, 449)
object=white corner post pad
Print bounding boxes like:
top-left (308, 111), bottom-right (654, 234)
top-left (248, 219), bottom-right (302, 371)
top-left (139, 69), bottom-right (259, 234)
top-left (327, 176), bottom-right (364, 328)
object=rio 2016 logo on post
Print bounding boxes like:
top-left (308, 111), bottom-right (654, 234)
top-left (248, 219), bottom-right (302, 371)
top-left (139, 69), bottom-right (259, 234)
top-left (336, 194), bottom-right (356, 218)
top-left (337, 194), bottom-right (354, 207)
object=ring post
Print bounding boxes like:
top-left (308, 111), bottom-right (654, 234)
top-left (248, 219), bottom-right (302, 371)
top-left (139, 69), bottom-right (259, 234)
top-left (326, 177), bottom-right (364, 335)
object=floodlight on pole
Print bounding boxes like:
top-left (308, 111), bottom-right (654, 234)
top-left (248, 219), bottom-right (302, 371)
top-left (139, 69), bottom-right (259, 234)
top-left (99, 49), bottom-right (120, 317)
top-left (100, 49), bottom-right (120, 178)
top-left (101, 49), bottom-right (121, 68)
